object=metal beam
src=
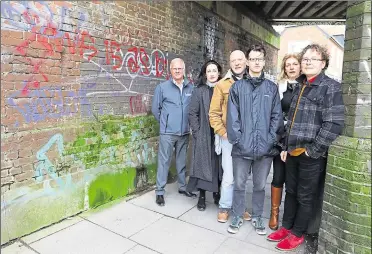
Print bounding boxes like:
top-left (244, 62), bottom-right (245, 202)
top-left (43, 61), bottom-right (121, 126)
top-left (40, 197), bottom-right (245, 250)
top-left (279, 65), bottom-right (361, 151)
top-left (269, 19), bottom-right (346, 26)
top-left (277, 1), bottom-right (295, 17)
top-left (315, 1), bottom-right (346, 18)
top-left (296, 1), bottom-right (321, 18)
top-left (267, 2), bottom-right (282, 17)
top-left (312, 2), bottom-right (338, 18)
top-left (271, 2), bottom-right (289, 18)
top-left (332, 4), bottom-right (348, 18)
top-left (327, 1), bottom-right (348, 17)
top-left (288, 1), bottom-right (311, 17)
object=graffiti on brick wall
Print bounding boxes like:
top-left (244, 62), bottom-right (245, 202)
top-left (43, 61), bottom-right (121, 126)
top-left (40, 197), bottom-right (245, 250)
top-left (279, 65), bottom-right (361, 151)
top-left (204, 17), bottom-right (218, 59)
top-left (83, 46), bottom-right (170, 96)
top-left (31, 127), bottom-right (157, 193)
top-left (2, 1), bottom-right (173, 125)
top-left (1, 1), bottom-right (55, 31)
top-left (105, 43), bottom-right (169, 79)
top-left (204, 16), bottom-right (225, 61)
top-left (35, 133), bottom-right (72, 190)
top-left (78, 44), bottom-right (171, 116)
top-left (6, 83), bottom-right (112, 126)
top-left (130, 94), bottom-right (150, 115)
top-left (2, 1), bottom-right (94, 95)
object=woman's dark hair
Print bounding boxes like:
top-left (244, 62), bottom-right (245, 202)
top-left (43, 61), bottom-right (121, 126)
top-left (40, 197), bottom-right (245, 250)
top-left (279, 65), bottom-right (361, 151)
top-left (198, 60), bottom-right (222, 85)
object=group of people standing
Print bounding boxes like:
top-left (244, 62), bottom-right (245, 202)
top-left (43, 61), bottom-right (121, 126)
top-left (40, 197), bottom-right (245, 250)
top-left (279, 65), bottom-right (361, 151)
top-left (151, 43), bottom-right (344, 252)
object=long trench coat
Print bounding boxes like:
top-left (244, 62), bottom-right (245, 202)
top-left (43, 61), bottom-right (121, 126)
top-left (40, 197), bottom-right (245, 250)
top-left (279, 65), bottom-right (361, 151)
top-left (188, 84), bottom-right (222, 183)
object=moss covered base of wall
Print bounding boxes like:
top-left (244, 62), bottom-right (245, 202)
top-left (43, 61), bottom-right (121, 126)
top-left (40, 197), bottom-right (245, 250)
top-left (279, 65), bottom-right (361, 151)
top-left (1, 162), bottom-right (160, 245)
top-left (319, 136), bottom-right (371, 254)
top-left (1, 172), bottom-right (85, 244)
top-left (1, 115), bottom-right (165, 245)
top-left (1, 114), bottom-right (189, 244)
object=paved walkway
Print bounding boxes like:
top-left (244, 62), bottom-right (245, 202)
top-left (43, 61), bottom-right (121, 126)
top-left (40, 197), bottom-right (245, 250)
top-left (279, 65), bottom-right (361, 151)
top-left (2, 174), bottom-right (307, 254)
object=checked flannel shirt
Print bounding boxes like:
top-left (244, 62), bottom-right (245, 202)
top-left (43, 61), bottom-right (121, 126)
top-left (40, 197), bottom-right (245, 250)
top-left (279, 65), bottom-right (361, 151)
top-left (284, 72), bottom-right (345, 159)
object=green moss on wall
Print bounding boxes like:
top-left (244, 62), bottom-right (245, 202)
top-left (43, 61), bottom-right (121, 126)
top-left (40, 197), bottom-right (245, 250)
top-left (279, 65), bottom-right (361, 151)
top-left (146, 163), bottom-right (157, 184)
top-left (1, 186), bottom-right (85, 245)
top-left (64, 115), bottom-right (159, 169)
top-left (88, 167), bottom-right (137, 208)
top-left (2, 115), bottom-right (161, 244)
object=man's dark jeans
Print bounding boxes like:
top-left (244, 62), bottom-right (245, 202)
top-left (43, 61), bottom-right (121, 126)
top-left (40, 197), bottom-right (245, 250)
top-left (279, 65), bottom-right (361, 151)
top-left (282, 153), bottom-right (327, 237)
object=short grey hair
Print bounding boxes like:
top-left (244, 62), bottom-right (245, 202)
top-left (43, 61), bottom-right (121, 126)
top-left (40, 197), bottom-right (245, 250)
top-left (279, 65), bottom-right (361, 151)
top-left (170, 58), bottom-right (186, 76)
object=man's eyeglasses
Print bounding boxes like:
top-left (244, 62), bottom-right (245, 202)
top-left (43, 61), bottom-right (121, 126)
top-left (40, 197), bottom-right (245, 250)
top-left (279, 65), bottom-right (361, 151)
top-left (248, 58), bottom-right (265, 63)
top-left (301, 58), bottom-right (323, 63)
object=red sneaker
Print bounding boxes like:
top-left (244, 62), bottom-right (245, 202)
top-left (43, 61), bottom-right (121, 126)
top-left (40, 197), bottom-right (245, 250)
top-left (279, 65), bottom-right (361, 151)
top-left (267, 227), bottom-right (290, 242)
top-left (276, 233), bottom-right (304, 251)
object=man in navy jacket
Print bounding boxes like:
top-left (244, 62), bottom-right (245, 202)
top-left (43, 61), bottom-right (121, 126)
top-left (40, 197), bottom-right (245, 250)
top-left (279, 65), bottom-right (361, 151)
top-left (152, 58), bottom-right (196, 206)
top-left (227, 45), bottom-right (283, 236)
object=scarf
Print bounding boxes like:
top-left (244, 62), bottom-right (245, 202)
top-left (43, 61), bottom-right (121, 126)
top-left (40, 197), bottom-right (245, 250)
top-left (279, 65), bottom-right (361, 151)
top-left (247, 72), bottom-right (265, 88)
top-left (206, 81), bottom-right (217, 88)
top-left (231, 68), bottom-right (248, 81)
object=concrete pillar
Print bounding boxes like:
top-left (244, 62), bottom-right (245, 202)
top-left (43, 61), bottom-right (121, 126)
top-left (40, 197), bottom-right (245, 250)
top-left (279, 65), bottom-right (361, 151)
top-left (319, 1), bottom-right (371, 254)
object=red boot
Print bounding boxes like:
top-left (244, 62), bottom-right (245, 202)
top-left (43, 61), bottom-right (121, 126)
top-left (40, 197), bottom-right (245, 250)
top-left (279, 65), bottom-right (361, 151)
top-left (267, 227), bottom-right (290, 242)
top-left (276, 233), bottom-right (304, 251)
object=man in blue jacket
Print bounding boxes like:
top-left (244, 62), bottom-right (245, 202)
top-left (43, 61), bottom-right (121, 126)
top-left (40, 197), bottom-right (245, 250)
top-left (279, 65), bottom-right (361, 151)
top-left (151, 58), bottom-right (196, 206)
top-left (226, 45), bottom-right (283, 235)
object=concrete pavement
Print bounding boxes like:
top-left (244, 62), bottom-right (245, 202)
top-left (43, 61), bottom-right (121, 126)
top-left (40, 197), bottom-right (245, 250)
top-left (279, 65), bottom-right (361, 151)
top-left (2, 174), bottom-right (307, 254)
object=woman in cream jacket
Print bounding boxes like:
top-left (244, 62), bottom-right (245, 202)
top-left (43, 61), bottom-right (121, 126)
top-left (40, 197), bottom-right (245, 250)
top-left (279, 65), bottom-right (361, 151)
top-left (269, 53), bottom-right (301, 230)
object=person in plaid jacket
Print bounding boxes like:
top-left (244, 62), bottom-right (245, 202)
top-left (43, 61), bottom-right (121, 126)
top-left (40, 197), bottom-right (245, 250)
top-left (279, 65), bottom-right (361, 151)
top-left (267, 43), bottom-right (345, 252)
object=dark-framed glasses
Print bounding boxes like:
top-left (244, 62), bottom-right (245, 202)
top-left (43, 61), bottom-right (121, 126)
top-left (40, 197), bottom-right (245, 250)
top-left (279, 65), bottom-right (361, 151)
top-left (301, 58), bottom-right (323, 63)
top-left (248, 58), bottom-right (265, 62)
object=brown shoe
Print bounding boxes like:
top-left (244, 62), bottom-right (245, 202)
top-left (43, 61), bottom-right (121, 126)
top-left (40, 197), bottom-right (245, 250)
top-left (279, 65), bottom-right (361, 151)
top-left (269, 186), bottom-right (283, 230)
top-left (217, 210), bottom-right (229, 223)
top-left (243, 210), bottom-right (252, 221)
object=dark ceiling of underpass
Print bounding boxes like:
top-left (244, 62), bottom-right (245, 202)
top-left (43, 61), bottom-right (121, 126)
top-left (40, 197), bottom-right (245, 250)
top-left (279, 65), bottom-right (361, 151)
top-left (240, 1), bottom-right (348, 23)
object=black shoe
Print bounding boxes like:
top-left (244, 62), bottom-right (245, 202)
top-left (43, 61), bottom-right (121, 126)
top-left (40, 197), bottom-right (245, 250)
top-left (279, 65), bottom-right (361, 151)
top-left (156, 195), bottom-right (165, 206)
top-left (197, 196), bottom-right (206, 211)
top-left (213, 192), bottom-right (220, 206)
top-left (178, 190), bottom-right (197, 198)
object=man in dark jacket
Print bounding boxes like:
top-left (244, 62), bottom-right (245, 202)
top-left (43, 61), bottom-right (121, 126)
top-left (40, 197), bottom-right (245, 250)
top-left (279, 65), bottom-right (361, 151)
top-left (226, 45), bottom-right (283, 235)
top-left (267, 44), bottom-right (344, 252)
top-left (151, 58), bottom-right (196, 207)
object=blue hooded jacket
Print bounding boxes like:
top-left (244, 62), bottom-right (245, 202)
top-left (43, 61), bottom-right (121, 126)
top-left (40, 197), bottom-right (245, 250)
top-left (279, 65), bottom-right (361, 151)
top-left (227, 73), bottom-right (284, 159)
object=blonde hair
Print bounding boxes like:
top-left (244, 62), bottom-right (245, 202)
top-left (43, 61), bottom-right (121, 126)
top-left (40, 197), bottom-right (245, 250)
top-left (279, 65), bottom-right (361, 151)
top-left (278, 53), bottom-right (301, 82)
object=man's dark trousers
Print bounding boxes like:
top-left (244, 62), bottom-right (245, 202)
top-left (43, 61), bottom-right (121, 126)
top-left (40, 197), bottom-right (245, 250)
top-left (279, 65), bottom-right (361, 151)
top-left (282, 153), bottom-right (327, 237)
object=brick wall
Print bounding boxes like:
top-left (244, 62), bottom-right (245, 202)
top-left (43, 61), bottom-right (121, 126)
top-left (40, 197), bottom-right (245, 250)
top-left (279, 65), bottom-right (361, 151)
top-left (319, 1), bottom-right (371, 253)
top-left (0, 1), bottom-right (279, 244)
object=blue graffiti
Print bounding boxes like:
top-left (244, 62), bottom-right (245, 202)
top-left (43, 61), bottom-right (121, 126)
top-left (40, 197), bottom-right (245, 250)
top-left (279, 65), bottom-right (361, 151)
top-left (1, 1), bottom-right (53, 31)
top-left (1, 1), bottom-right (88, 44)
top-left (35, 133), bottom-right (72, 190)
top-left (7, 83), bottom-right (101, 125)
